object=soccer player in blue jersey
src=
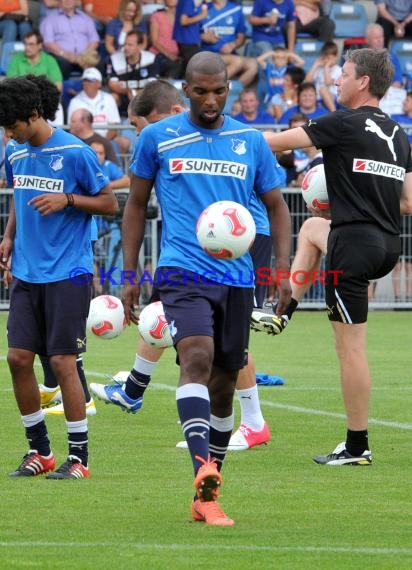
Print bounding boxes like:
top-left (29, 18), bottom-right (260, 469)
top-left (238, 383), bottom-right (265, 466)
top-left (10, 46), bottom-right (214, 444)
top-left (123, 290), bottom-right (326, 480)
top-left (121, 52), bottom-right (292, 525)
top-left (0, 75), bottom-right (118, 479)
top-left (90, 80), bottom-right (274, 452)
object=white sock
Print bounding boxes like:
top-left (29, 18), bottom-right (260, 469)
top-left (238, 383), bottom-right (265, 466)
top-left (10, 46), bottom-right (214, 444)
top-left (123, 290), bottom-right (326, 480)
top-left (236, 386), bottom-right (264, 431)
top-left (133, 354), bottom-right (158, 376)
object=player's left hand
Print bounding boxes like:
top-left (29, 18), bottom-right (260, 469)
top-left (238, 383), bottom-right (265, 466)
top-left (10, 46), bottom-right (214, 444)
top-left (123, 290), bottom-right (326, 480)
top-left (28, 193), bottom-right (68, 215)
top-left (121, 282), bottom-right (140, 325)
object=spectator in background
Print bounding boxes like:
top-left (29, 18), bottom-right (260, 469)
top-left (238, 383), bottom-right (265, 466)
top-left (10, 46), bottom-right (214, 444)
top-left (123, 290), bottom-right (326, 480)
top-left (149, 0), bottom-right (183, 79)
top-left (67, 67), bottom-right (122, 141)
top-left (257, 46), bottom-right (304, 103)
top-left (365, 23), bottom-right (403, 86)
top-left (90, 141), bottom-right (130, 189)
top-left (0, 0), bottom-right (32, 43)
top-left (233, 88), bottom-right (276, 125)
top-left (40, 0), bottom-right (100, 79)
top-left (69, 108), bottom-right (121, 165)
top-left (107, 30), bottom-right (159, 117)
top-left (391, 89), bottom-right (412, 305)
top-left (294, 0), bottom-right (335, 42)
top-left (173, 0), bottom-right (208, 70)
top-left (82, 0), bottom-right (121, 37)
top-left (200, 0), bottom-right (258, 88)
top-left (392, 91), bottom-right (412, 146)
top-left (279, 81), bottom-right (329, 124)
top-left (305, 40), bottom-right (341, 112)
top-left (7, 31), bottom-right (63, 92)
top-left (105, 0), bottom-right (148, 55)
top-left (268, 65), bottom-right (305, 120)
top-left (248, 0), bottom-right (296, 56)
top-left (375, 0), bottom-right (412, 46)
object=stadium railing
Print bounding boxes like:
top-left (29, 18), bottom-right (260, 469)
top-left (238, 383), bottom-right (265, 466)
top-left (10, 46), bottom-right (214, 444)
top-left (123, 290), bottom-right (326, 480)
top-left (1, 183), bottom-right (412, 311)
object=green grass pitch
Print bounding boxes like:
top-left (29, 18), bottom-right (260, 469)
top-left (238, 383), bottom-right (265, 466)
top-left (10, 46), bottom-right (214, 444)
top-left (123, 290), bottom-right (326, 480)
top-left (1, 310), bottom-right (412, 569)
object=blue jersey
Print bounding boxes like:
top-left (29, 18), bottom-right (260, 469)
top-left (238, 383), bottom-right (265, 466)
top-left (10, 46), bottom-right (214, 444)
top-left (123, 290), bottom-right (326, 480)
top-left (173, 0), bottom-right (203, 44)
top-left (100, 159), bottom-right (125, 182)
top-left (201, 1), bottom-right (246, 53)
top-left (5, 128), bottom-right (109, 283)
top-left (251, 0), bottom-right (296, 46)
top-left (130, 112), bottom-right (285, 286)
top-left (233, 111), bottom-right (276, 125)
top-left (392, 114), bottom-right (412, 144)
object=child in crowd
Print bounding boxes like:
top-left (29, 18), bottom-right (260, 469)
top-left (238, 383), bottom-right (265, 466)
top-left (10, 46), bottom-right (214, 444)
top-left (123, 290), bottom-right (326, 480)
top-left (257, 45), bottom-right (304, 103)
top-left (268, 65), bottom-right (305, 120)
top-left (305, 40), bottom-right (341, 112)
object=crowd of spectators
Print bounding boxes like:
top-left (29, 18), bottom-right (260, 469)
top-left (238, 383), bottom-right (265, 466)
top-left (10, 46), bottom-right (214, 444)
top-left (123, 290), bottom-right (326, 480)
top-left (0, 0), bottom-right (411, 165)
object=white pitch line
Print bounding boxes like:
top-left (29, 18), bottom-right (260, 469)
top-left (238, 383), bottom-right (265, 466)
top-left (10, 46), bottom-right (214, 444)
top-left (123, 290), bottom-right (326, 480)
top-left (0, 542), bottom-right (412, 556)
top-left (1, 359), bottom-right (412, 430)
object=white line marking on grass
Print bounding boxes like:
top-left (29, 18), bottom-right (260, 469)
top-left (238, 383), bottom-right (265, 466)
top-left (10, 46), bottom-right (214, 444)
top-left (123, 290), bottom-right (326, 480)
top-left (0, 542), bottom-right (412, 556)
top-left (2, 359), bottom-right (412, 430)
top-left (259, 400), bottom-right (412, 430)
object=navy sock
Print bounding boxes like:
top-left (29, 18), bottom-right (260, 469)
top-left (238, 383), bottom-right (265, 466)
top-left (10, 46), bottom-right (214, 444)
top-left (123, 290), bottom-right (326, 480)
top-left (39, 356), bottom-right (58, 389)
top-left (176, 384), bottom-right (210, 474)
top-left (125, 369), bottom-right (150, 399)
top-left (67, 420), bottom-right (88, 466)
top-left (76, 357), bottom-right (91, 402)
top-left (209, 413), bottom-right (234, 472)
top-left (26, 420), bottom-right (51, 456)
top-left (346, 429), bottom-right (369, 456)
top-left (285, 298), bottom-right (299, 319)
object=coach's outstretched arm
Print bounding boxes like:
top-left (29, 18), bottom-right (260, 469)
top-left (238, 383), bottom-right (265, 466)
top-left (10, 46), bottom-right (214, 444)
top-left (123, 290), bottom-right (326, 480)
top-left (121, 174), bottom-right (153, 323)
top-left (264, 127), bottom-right (313, 152)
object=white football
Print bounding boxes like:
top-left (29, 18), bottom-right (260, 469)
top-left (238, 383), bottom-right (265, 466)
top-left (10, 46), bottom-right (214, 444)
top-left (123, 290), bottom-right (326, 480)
top-left (87, 295), bottom-right (126, 339)
top-left (301, 163), bottom-right (330, 210)
top-left (138, 301), bottom-right (173, 348)
top-left (196, 200), bottom-right (256, 260)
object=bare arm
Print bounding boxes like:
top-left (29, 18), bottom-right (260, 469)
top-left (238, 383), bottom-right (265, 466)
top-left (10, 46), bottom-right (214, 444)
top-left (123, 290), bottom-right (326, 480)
top-left (264, 126), bottom-right (314, 152)
top-left (110, 174), bottom-right (130, 189)
top-left (28, 184), bottom-right (118, 216)
top-left (121, 175), bottom-right (153, 323)
top-left (286, 20), bottom-right (296, 53)
top-left (400, 171), bottom-right (412, 215)
top-left (260, 188), bottom-right (292, 314)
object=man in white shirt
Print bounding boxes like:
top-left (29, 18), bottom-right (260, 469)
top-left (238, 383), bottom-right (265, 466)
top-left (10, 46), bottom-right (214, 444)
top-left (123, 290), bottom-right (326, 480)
top-left (67, 67), bottom-right (121, 141)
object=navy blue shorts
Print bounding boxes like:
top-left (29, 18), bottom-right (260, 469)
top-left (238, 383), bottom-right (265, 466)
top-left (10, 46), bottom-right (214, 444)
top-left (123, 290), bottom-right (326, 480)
top-left (250, 233), bottom-right (272, 308)
top-left (7, 277), bottom-right (92, 355)
top-left (155, 267), bottom-right (253, 371)
top-left (326, 224), bottom-right (400, 323)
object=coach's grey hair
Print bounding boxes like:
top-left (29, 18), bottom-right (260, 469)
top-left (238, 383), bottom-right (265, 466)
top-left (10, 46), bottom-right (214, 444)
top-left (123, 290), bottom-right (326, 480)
top-left (345, 48), bottom-right (394, 100)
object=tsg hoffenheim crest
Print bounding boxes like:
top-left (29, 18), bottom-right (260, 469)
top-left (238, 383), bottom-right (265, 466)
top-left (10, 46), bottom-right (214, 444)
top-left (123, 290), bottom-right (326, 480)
top-left (49, 155), bottom-right (64, 171)
top-left (232, 138), bottom-right (246, 155)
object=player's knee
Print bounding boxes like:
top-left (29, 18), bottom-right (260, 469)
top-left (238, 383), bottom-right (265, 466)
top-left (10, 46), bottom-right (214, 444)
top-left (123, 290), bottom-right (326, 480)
top-left (178, 342), bottom-right (213, 381)
top-left (7, 348), bottom-right (33, 373)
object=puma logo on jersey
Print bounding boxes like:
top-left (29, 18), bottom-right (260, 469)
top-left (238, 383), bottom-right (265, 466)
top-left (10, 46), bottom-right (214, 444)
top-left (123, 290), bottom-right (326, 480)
top-left (364, 119), bottom-right (399, 161)
top-left (166, 127), bottom-right (182, 137)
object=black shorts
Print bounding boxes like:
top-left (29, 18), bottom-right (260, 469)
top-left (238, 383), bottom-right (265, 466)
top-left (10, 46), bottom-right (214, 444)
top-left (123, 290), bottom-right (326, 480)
top-left (250, 233), bottom-right (272, 308)
top-left (156, 267), bottom-right (253, 371)
top-left (325, 224), bottom-right (400, 324)
top-left (7, 277), bottom-right (92, 355)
